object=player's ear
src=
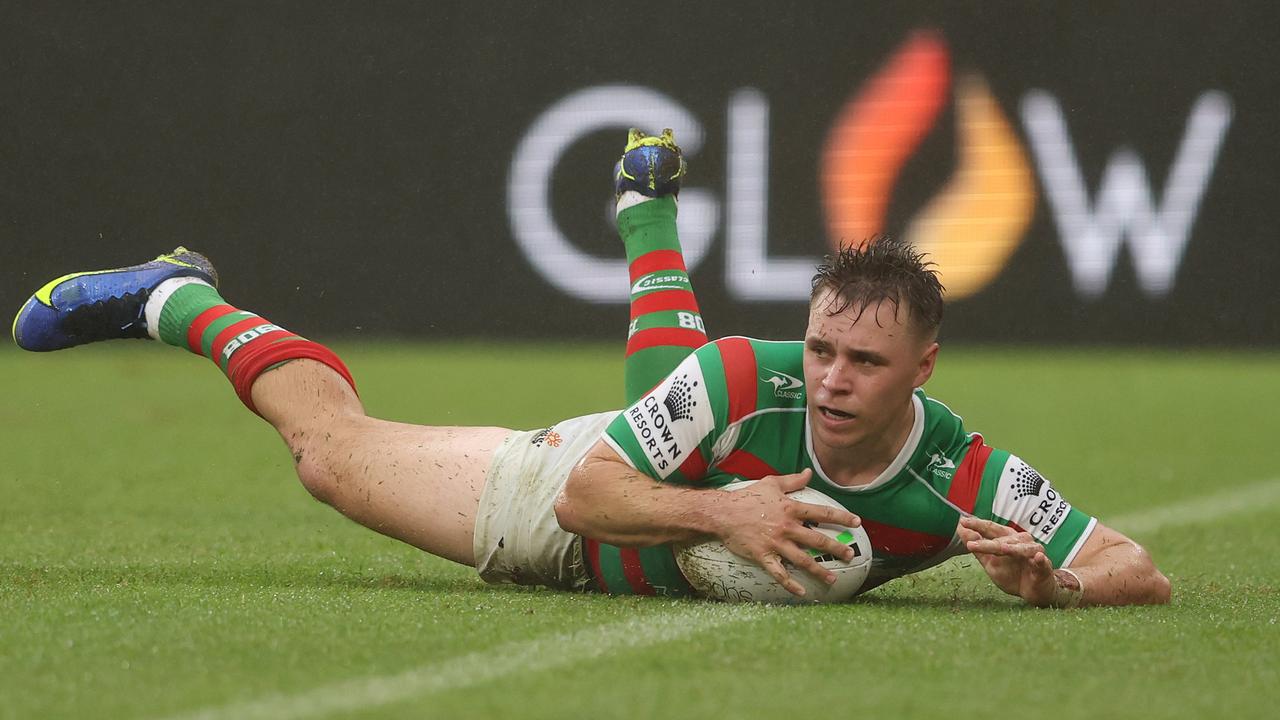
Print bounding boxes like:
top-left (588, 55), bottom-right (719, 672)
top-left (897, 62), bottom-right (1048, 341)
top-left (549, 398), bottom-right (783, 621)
top-left (914, 341), bottom-right (939, 387)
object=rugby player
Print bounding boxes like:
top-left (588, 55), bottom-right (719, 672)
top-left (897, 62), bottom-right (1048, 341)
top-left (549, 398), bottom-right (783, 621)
top-left (13, 130), bottom-right (1169, 607)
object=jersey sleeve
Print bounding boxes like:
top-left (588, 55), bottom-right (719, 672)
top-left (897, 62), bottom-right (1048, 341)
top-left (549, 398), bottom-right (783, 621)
top-left (969, 448), bottom-right (1098, 568)
top-left (601, 339), bottom-right (742, 485)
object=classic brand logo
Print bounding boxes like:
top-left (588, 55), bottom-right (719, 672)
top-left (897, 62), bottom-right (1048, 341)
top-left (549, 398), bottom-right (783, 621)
top-left (630, 273), bottom-right (689, 294)
top-left (761, 368), bottom-right (803, 400)
top-left (926, 452), bottom-right (956, 478)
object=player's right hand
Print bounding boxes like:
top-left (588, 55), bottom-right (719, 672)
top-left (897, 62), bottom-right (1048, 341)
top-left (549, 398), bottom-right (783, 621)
top-left (714, 469), bottom-right (861, 597)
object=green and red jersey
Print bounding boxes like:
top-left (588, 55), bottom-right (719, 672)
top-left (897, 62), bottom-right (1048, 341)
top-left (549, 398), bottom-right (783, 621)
top-left (590, 336), bottom-right (1098, 597)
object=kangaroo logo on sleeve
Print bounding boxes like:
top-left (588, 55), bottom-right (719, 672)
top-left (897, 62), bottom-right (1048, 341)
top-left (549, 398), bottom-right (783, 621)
top-left (761, 368), bottom-right (804, 400)
top-left (926, 451), bottom-right (957, 478)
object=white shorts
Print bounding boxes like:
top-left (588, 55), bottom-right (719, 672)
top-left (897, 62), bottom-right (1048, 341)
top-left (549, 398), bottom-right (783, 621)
top-left (472, 410), bottom-right (619, 591)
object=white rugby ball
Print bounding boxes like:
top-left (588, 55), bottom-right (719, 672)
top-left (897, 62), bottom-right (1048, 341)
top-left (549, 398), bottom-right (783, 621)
top-left (676, 480), bottom-right (873, 604)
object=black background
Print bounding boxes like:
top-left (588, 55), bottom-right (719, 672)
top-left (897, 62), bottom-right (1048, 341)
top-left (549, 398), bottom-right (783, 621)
top-left (3, 2), bottom-right (1276, 345)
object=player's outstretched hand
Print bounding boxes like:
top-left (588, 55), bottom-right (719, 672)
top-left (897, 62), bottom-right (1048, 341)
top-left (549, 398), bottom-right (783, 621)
top-left (715, 469), bottom-right (861, 598)
top-left (957, 516), bottom-right (1060, 606)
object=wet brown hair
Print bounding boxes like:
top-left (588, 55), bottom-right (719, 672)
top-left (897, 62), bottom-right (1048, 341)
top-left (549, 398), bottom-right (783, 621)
top-left (810, 236), bottom-right (944, 338)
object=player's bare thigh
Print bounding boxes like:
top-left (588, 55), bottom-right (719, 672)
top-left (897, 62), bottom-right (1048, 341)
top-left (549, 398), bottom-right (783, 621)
top-left (251, 359), bottom-right (513, 567)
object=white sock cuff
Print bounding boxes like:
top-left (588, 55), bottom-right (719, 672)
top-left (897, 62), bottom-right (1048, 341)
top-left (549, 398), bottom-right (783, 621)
top-left (144, 276), bottom-right (213, 340)
top-left (615, 190), bottom-right (675, 217)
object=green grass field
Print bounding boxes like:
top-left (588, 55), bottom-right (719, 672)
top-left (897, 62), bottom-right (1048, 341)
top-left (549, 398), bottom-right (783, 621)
top-left (2, 343), bottom-right (1278, 719)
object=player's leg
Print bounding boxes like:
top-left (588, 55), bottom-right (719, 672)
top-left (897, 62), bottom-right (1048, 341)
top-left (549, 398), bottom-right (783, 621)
top-left (13, 250), bottom-right (504, 566)
top-left (250, 360), bottom-right (509, 564)
top-left (585, 130), bottom-right (709, 597)
top-left (615, 129), bottom-right (708, 403)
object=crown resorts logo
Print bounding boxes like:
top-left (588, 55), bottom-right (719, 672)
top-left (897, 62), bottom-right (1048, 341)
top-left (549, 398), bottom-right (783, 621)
top-left (821, 31), bottom-right (1035, 300)
top-left (1011, 464), bottom-right (1047, 500)
top-left (662, 374), bottom-right (700, 422)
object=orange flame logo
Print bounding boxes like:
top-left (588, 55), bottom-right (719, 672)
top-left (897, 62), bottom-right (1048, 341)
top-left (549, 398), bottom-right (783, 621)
top-left (821, 30), bottom-right (1035, 300)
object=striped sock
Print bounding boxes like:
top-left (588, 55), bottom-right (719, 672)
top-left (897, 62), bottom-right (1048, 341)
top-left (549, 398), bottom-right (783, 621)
top-left (617, 194), bottom-right (707, 402)
top-left (145, 279), bottom-right (356, 415)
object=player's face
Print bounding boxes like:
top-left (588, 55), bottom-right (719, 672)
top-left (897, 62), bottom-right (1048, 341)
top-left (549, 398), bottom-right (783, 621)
top-left (803, 289), bottom-right (938, 458)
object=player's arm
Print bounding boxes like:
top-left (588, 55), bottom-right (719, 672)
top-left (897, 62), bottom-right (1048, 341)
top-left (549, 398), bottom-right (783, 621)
top-left (955, 448), bottom-right (1169, 607)
top-left (1057, 522), bottom-right (1169, 605)
top-left (958, 516), bottom-right (1170, 607)
top-left (556, 439), bottom-right (859, 595)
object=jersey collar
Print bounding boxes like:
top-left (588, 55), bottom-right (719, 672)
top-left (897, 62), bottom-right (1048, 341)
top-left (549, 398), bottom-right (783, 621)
top-left (806, 392), bottom-right (924, 493)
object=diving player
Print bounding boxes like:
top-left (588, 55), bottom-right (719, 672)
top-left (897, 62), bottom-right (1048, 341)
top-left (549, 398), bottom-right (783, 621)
top-left (12, 130), bottom-right (1169, 606)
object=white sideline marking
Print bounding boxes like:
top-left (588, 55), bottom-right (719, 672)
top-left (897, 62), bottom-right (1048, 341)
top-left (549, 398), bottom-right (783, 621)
top-left (154, 478), bottom-right (1280, 720)
top-left (156, 604), bottom-right (764, 720)
top-left (1107, 476), bottom-right (1280, 536)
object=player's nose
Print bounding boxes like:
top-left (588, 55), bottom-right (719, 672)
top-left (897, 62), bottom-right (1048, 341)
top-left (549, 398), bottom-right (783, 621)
top-left (820, 359), bottom-right (853, 394)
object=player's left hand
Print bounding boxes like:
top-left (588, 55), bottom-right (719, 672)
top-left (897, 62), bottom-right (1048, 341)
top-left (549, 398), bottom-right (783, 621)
top-left (957, 516), bottom-right (1058, 607)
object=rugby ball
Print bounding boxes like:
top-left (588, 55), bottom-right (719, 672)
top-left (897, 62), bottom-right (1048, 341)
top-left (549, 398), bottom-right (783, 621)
top-left (675, 480), bottom-right (873, 604)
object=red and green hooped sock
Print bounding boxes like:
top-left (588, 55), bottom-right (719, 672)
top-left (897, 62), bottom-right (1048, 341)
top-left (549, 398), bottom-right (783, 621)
top-left (590, 194), bottom-right (707, 597)
top-left (152, 281), bottom-right (356, 415)
top-left (617, 195), bottom-right (708, 403)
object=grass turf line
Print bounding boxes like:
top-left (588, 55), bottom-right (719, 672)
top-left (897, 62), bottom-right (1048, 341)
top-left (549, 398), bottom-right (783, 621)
top-left (1, 343), bottom-right (1277, 719)
top-left (159, 477), bottom-right (1280, 720)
